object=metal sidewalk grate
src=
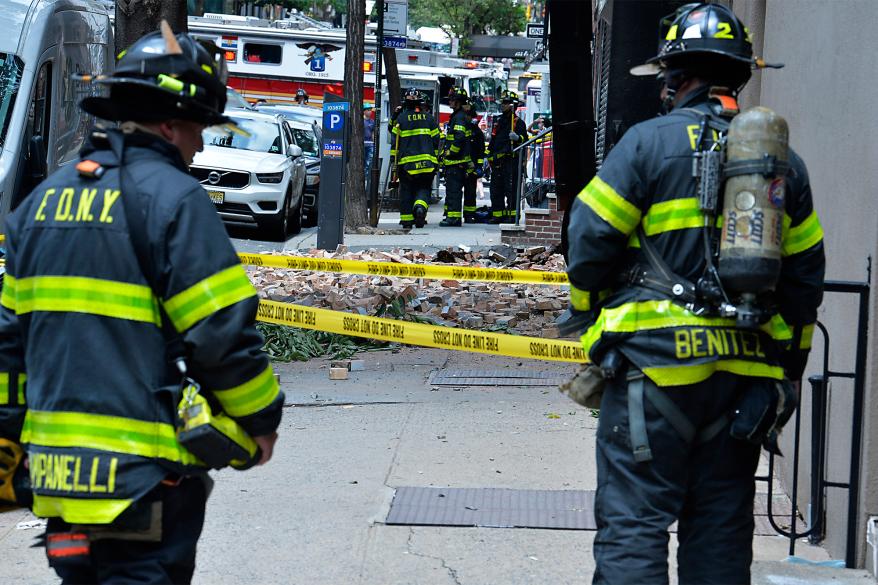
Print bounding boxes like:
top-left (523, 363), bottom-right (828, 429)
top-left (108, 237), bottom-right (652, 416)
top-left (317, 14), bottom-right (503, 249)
top-left (385, 487), bottom-right (785, 535)
top-left (429, 369), bottom-right (568, 387)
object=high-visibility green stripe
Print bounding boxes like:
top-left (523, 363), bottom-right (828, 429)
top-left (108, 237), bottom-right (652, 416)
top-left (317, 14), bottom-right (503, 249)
top-left (449, 145), bottom-right (461, 153)
top-left (406, 168), bottom-right (436, 175)
top-left (12, 276), bottom-right (159, 324)
top-left (580, 300), bottom-right (792, 356)
top-left (444, 158), bottom-right (470, 165)
top-left (33, 495), bottom-right (133, 524)
top-left (399, 153), bottom-right (438, 165)
top-left (415, 200), bottom-right (429, 209)
top-left (783, 210), bottom-right (823, 256)
top-left (642, 197), bottom-right (705, 235)
top-left (453, 125), bottom-right (468, 132)
top-left (213, 366), bottom-right (280, 418)
top-left (400, 214), bottom-right (414, 220)
top-left (164, 265), bottom-right (256, 332)
top-left (21, 410), bottom-right (202, 466)
top-left (642, 360), bottom-right (784, 386)
top-left (0, 372), bottom-right (26, 405)
top-left (569, 285), bottom-right (591, 312)
top-left (447, 211), bottom-right (462, 218)
top-left (578, 176), bottom-right (642, 235)
top-left (1, 275), bottom-right (16, 310)
top-left (800, 323), bottom-right (815, 350)
top-left (399, 128), bottom-right (435, 138)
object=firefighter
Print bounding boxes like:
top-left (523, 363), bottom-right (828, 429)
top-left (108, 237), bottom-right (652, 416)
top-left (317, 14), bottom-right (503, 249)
top-left (0, 24), bottom-right (283, 583)
top-left (565, 4), bottom-right (825, 584)
top-left (463, 103), bottom-right (486, 223)
top-left (487, 90), bottom-right (527, 224)
top-left (390, 89), bottom-right (439, 228)
top-left (295, 88), bottom-right (309, 105)
top-left (439, 87), bottom-right (472, 227)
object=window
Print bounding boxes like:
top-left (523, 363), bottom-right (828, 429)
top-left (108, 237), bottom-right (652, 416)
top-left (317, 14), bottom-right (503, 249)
top-left (27, 61), bottom-right (52, 160)
top-left (243, 43), bottom-right (282, 65)
top-left (204, 117), bottom-right (283, 154)
top-left (0, 53), bottom-right (24, 150)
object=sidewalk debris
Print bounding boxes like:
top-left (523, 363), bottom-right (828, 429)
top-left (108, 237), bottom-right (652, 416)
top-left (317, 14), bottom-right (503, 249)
top-left (247, 246), bottom-right (571, 338)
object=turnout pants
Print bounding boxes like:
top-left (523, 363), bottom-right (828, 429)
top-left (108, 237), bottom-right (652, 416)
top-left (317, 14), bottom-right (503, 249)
top-left (464, 173), bottom-right (478, 220)
top-left (45, 476), bottom-right (209, 585)
top-left (443, 165), bottom-right (467, 220)
top-left (490, 157), bottom-right (516, 220)
top-left (399, 171), bottom-right (432, 224)
top-left (593, 371), bottom-right (761, 585)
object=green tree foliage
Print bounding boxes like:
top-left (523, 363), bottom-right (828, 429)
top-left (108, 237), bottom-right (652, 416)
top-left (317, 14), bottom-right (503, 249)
top-left (409, 0), bottom-right (526, 53)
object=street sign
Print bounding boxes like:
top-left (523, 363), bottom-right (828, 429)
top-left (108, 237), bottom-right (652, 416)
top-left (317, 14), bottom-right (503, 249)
top-left (526, 23), bottom-right (545, 39)
top-left (384, 35), bottom-right (407, 49)
top-left (318, 96), bottom-right (350, 250)
top-left (384, 0), bottom-right (408, 37)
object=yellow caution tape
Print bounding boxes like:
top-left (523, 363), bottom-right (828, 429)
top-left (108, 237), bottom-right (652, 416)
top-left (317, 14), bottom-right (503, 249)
top-left (240, 253), bottom-right (569, 286)
top-left (257, 299), bottom-right (587, 363)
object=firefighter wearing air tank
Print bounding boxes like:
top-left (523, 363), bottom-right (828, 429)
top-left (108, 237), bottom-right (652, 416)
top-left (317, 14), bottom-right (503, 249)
top-left (390, 89), bottom-right (440, 229)
top-left (487, 90), bottom-right (527, 223)
top-left (0, 24), bottom-right (283, 583)
top-left (565, 4), bottom-right (824, 584)
top-left (463, 103), bottom-right (486, 223)
top-left (440, 87), bottom-right (472, 227)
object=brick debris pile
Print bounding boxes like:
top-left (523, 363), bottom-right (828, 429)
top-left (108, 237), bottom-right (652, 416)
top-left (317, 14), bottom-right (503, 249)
top-left (247, 245), bottom-right (571, 338)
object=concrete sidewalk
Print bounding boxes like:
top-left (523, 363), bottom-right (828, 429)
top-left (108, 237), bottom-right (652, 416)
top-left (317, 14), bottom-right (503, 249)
top-left (2, 348), bottom-right (872, 584)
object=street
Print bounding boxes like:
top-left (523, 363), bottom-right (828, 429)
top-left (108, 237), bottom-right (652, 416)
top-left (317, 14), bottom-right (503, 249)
top-left (3, 348), bottom-right (871, 584)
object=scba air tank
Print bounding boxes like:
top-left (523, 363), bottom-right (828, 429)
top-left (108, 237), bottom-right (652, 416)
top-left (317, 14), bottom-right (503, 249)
top-left (719, 106), bottom-right (789, 296)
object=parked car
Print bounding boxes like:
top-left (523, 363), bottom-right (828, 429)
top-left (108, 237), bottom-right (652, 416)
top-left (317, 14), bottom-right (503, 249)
top-left (273, 116), bottom-right (321, 227)
top-left (191, 111), bottom-right (306, 241)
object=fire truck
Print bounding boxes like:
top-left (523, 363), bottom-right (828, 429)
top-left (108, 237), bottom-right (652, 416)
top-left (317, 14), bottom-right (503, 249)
top-left (187, 14), bottom-right (507, 123)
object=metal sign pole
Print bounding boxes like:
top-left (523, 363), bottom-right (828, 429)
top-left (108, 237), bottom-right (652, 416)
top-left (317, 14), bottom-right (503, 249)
top-left (317, 95), bottom-right (350, 250)
top-left (369, 0), bottom-right (385, 227)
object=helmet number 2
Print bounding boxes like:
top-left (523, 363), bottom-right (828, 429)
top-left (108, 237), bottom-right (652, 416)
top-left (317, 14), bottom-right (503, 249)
top-left (714, 22), bottom-right (735, 39)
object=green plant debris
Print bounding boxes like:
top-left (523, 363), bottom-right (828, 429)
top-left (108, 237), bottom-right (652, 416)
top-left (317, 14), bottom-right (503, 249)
top-left (257, 322), bottom-right (387, 362)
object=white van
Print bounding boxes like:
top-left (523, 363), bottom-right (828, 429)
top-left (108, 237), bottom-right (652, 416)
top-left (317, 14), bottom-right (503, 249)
top-left (0, 0), bottom-right (112, 219)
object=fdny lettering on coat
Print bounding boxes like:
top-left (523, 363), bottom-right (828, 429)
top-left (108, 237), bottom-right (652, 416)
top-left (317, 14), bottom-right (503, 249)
top-left (29, 453), bottom-right (119, 494)
top-left (34, 187), bottom-right (121, 224)
top-left (674, 328), bottom-right (766, 359)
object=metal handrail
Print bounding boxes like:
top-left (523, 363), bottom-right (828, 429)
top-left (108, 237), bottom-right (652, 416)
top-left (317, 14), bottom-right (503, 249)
top-left (513, 126), bottom-right (553, 153)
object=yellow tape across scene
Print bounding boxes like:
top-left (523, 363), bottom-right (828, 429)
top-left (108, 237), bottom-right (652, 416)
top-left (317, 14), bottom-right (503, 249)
top-left (240, 253), bottom-right (569, 286)
top-left (257, 299), bottom-right (587, 363)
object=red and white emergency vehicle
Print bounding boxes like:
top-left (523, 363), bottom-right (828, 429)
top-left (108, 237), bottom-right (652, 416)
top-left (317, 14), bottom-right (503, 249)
top-left (187, 14), bottom-right (507, 123)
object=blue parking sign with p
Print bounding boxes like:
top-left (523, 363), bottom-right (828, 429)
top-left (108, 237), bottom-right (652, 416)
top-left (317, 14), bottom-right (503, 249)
top-left (323, 111), bottom-right (345, 132)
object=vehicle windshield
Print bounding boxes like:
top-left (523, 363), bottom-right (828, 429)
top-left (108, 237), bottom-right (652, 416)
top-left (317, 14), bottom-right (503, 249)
top-left (291, 127), bottom-right (318, 156)
top-left (469, 77), bottom-right (502, 114)
top-left (0, 53), bottom-right (24, 150)
top-left (204, 117), bottom-right (283, 153)
top-left (225, 88), bottom-right (251, 110)
top-left (258, 105), bottom-right (320, 125)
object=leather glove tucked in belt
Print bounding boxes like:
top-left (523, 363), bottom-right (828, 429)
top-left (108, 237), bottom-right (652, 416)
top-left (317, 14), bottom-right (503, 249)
top-left (0, 438), bottom-right (30, 507)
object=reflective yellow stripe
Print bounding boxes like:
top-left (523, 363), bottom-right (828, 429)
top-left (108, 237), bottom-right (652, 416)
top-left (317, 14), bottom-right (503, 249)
top-left (453, 125), bottom-right (468, 132)
top-left (11, 276), bottom-right (160, 324)
top-left (0, 372), bottom-right (25, 405)
top-left (578, 176), bottom-right (642, 235)
top-left (783, 210), bottom-right (823, 256)
top-left (642, 360), bottom-right (784, 386)
top-left (406, 167), bottom-right (436, 175)
top-left (21, 410), bottom-right (203, 466)
top-left (580, 300), bottom-right (791, 355)
top-left (570, 285), bottom-right (591, 311)
top-left (33, 495), bottom-right (133, 524)
top-left (800, 323), bottom-right (815, 350)
top-left (398, 153), bottom-right (439, 165)
top-left (399, 128), bottom-right (435, 138)
top-left (164, 265), bottom-right (256, 332)
top-left (213, 366), bottom-right (280, 418)
top-left (1, 275), bottom-right (15, 310)
top-left (414, 200), bottom-right (429, 209)
top-left (642, 197), bottom-right (705, 235)
top-left (400, 214), bottom-right (414, 220)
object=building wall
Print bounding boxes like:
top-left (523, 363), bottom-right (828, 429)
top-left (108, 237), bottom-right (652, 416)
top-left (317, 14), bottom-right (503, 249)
top-left (733, 0), bottom-right (878, 566)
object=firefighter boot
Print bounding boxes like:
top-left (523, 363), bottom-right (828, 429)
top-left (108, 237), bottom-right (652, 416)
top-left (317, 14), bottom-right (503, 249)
top-left (414, 205), bottom-right (427, 228)
top-left (439, 217), bottom-right (462, 227)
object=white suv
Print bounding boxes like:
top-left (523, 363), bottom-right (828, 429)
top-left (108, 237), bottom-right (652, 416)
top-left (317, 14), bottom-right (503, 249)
top-left (191, 111), bottom-right (306, 241)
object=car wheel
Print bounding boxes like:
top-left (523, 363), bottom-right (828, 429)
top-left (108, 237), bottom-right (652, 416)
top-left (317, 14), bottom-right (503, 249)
top-left (266, 190), bottom-right (290, 242)
top-left (289, 184), bottom-right (304, 235)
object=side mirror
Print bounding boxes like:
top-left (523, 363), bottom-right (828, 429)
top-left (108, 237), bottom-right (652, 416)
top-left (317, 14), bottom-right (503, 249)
top-left (287, 144), bottom-right (303, 158)
top-left (27, 135), bottom-right (48, 183)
